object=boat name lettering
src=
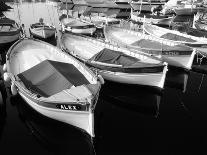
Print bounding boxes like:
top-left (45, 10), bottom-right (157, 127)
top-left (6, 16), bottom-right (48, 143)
top-left (56, 104), bottom-right (81, 110)
top-left (163, 52), bottom-right (179, 55)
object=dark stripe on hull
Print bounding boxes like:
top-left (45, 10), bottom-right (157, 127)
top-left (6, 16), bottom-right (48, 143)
top-left (16, 84), bottom-right (90, 112)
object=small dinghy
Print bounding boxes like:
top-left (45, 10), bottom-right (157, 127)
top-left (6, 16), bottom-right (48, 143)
top-left (80, 15), bottom-right (120, 28)
top-left (60, 33), bottom-right (168, 89)
top-left (29, 18), bottom-right (56, 39)
top-left (5, 38), bottom-right (102, 137)
top-left (131, 10), bottom-right (173, 26)
top-left (143, 22), bottom-right (207, 48)
top-left (59, 14), bottom-right (96, 35)
top-left (104, 26), bottom-right (196, 70)
top-left (0, 17), bottom-right (22, 45)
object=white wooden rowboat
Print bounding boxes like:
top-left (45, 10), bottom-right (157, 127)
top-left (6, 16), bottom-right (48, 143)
top-left (60, 32), bottom-right (168, 89)
top-left (104, 25), bottom-right (196, 70)
top-left (5, 38), bottom-right (103, 137)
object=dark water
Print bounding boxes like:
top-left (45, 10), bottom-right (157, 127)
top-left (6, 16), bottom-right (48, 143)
top-left (1, 1), bottom-right (207, 154)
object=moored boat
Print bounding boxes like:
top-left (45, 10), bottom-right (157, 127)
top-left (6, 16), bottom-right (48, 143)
top-left (29, 18), bottom-right (56, 39)
top-left (0, 17), bottom-right (22, 45)
top-left (104, 25), bottom-right (196, 70)
top-left (174, 7), bottom-right (198, 16)
top-left (59, 14), bottom-right (96, 35)
top-left (130, 0), bottom-right (165, 12)
top-left (143, 22), bottom-right (207, 48)
top-left (4, 38), bottom-right (102, 137)
top-left (131, 9), bottom-right (174, 26)
top-left (80, 15), bottom-right (121, 28)
top-left (60, 32), bottom-right (168, 89)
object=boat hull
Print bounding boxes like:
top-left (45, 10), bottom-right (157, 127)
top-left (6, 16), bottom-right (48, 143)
top-left (91, 67), bottom-right (167, 89)
top-left (174, 8), bottom-right (197, 16)
top-left (65, 27), bottom-right (96, 35)
top-left (131, 12), bottom-right (173, 26)
top-left (0, 33), bottom-right (20, 44)
top-left (30, 27), bottom-right (56, 39)
top-left (130, 2), bottom-right (164, 12)
top-left (18, 90), bottom-right (95, 137)
top-left (6, 38), bottom-right (102, 137)
top-left (104, 26), bottom-right (195, 70)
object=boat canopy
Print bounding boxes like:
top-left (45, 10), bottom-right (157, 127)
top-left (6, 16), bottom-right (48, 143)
top-left (17, 60), bottom-right (90, 97)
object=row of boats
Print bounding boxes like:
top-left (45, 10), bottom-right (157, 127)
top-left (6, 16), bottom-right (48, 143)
top-left (1, 0), bottom-right (207, 138)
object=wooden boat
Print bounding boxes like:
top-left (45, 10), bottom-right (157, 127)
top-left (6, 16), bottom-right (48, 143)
top-left (60, 0), bottom-right (73, 3)
top-left (0, 17), bottom-right (22, 45)
top-left (194, 19), bottom-right (207, 31)
top-left (4, 38), bottom-right (102, 137)
top-left (72, 0), bottom-right (118, 8)
top-left (29, 23), bottom-right (56, 39)
top-left (143, 22), bottom-right (207, 48)
top-left (80, 15), bottom-right (120, 28)
top-left (130, 0), bottom-right (165, 12)
top-left (60, 32), bottom-right (168, 89)
top-left (174, 7), bottom-right (198, 16)
top-left (59, 14), bottom-right (96, 35)
top-left (131, 10), bottom-right (174, 26)
top-left (104, 25), bottom-right (196, 70)
top-left (114, 0), bottom-right (132, 4)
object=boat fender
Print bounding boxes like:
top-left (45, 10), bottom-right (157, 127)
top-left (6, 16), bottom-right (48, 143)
top-left (3, 64), bottom-right (7, 72)
top-left (3, 72), bottom-right (10, 82)
top-left (11, 82), bottom-right (18, 96)
top-left (98, 74), bottom-right (104, 85)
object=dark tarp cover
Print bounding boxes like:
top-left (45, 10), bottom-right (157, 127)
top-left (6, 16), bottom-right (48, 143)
top-left (131, 39), bottom-right (193, 55)
top-left (90, 48), bottom-right (140, 66)
top-left (89, 48), bottom-right (164, 73)
top-left (0, 18), bottom-right (15, 25)
top-left (161, 33), bottom-right (196, 42)
top-left (18, 60), bottom-right (89, 97)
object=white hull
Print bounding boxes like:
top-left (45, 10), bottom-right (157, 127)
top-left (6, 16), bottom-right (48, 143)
top-left (0, 33), bottom-right (20, 44)
top-left (131, 12), bottom-right (173, 26)
top-left (104, 27), bottom-right (195, 70)
top-left (19, 91), bottom-right (95, 137)
top-left (162, 52), bottom-right (196, 70)
top-left (30, 28), bottom-right (56, 39)
top-left (92, 66), bottom-right (167, 89)
top-left (65, 27), bottom-right (96, 35)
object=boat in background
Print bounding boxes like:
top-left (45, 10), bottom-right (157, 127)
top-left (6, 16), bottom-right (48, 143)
top-left (131, 9), bottom-right (174, 26)
top-left (0, 17), bottom-right (22, 45)
top-left (60, 0), bottom-right (73, 3)
top-left (80, 15), bottom-right (120, 28)
top-left (143, 22), bottom-right (207, 48)
top-left (174, 5), bottom-right (198, 16)
top-left (60, 32), bottom-right (168, 89)
top-left (130, 0), bottom-right (165, 12)
top-left (4, 38), bottom-right (102, 137)
top-left (29, 18), bottom-right (56, 39)
top-left (59, 14), bottom-right (96, 35)
top-left (104, 25), bottom-right (196, 70)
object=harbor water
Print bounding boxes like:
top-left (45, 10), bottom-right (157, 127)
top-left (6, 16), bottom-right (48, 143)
top-left (1, 0), bottom-right (207, 154)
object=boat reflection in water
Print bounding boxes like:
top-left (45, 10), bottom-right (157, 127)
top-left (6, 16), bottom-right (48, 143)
top-left (99, 82), bottom-right (163, 117)
top-left (165, 67), bottom-right (189, 93)
top-left (10, 95), bottom-right (96, 155)
top-left (0, 78), bottom-right (7, 142)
